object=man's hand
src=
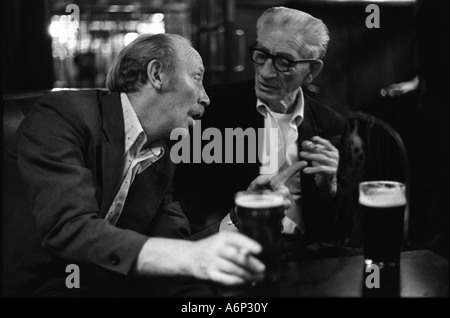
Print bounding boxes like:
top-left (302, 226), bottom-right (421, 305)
top-left (135, 232), bottom-right (265, 286)
top-left (190, 232), bottom-right (265, 285)
top-left (300, 136), bottom-right (338, 196)
top-left (248, 160), bottom-right (308, 191)
top-left (219, 161), bottom-right (307, 231)
top-left (247, 160), bottom-right (308, 209)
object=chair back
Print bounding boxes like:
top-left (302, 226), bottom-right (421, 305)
top-left (346, 111), bottom-right (410, 245)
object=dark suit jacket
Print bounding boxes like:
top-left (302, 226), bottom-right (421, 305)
top-left (176, 79), bottom-right (352, 247)
top-left (3, 90), bottom-right (193, 296)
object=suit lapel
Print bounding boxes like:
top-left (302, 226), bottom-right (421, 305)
top-left (99, 92), bottom-right (125, 217)
top-left (117, 147), bottom-right (171, 233)
top-left (297, 97), bottom-right (322, 209)
top-left (297, 97), bottom-right (320, 146)
top-left (250, 91), bottom-right (266, 176)
top-left (97, 94), bottom-right (172, 230)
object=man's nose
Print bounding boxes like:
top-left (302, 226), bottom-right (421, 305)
top-left (258, 58), bottom-right (277, 78)
top-left (199, 87), bottom-right (210, 107)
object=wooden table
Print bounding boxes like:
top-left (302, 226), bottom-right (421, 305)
top-left (219, 249), bottom-right (448, 297)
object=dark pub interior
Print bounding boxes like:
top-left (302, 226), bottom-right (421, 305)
top-left (2, 0), bottom-right (448, 299)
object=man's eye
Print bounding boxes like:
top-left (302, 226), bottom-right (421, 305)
top-left (276, 58), bottom-right (290, 68)
top-left (255, 52), bottom-right (267, 61)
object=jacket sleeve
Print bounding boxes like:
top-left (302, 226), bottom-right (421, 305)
top-left (315, 118), bottom-right (353, 244)
top-left (145, 174), bottom-right (193, 239)
top-left (16, 99), bottom-right (148, 276)
top-left (330, 119), bottom-right (353, 243)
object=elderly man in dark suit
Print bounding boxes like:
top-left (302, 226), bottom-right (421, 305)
top-left (177, 7), bottom-right (353, 260)
top-left (2, 33), bottom-right (266, 297)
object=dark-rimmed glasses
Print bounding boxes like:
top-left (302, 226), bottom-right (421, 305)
top-left (249, 44), bottom-right (319, 72)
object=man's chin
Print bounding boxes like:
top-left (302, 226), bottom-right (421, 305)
top-left (256, 89), bottom-right (278, 104)
top-left (188, 116), bottom-right (196, 127)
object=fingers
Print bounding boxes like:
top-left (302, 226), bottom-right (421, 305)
top-left (302, 136), bottom-right (337, 152)
top-left (209, 271), bottom-right (247, 286)
top-left (219, 245), bottom-right (265, 275)
top-left (208, 257), bottom-right (264, 286)
top-left (270, 160), bottom-right (308, 188)
top-left (247, 175), bottom-right (272, 191)
top-left (248, 160), bottom-right (306, 191)
top-left (299, 152), bottom-right (338, 166)
top-left (303, 165), bottom-right (337, 175)
top-left (300, 137), bottom-right (339, 174)
top-left (311, 136), bottom-right (337, 150)
top-left (282, 197), bottom-right (291, 210)
top-left (207, 232), bottom-right (266, 285)
top-left (222, 231), bottom-right (263, 256)
top-left (275, 185), bottom-right (290, 197)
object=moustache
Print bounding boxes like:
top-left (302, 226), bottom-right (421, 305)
top-left (188, 106), bottom-right (204, 119)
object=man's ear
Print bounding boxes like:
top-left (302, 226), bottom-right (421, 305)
top-left (304, 60), bottom-right (323, 85)
top-left (146, 60), bottom-right (163, 90)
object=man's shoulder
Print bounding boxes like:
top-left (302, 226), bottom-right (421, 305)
top-left (34, 89), bottom-right (119, 120)
top-left (19, 89), bottom-right (120, 135)
top-left (38, 89), bottom-right (110, 109)
top-left (304, 92), bottom-right (346, 124)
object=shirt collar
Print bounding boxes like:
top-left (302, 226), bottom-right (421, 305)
top-left (256, 86), bottom-right (305, 126)
top-left (121, 92), bottom-right (147, 155)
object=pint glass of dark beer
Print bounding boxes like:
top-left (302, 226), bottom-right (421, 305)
top-left (359, 181), bottom-right (406, 267)
top-left (235, 191), bottom-right (285, 282)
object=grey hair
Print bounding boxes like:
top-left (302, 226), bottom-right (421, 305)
top-left (256, 6), bottom-right (330, 59)
top-left (106, 33), bottom-right (190, 92)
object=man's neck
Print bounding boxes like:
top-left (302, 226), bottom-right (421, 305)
top-left (127, 90), bottom-right (165, 146)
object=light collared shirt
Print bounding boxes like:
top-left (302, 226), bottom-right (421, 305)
top-left (256, 87), bottom-right (305, 235)
top-left (105, 93), bottom-right (164, 225)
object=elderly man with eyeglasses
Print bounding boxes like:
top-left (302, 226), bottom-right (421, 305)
top-left (176, 7), bottom-right (354, 261)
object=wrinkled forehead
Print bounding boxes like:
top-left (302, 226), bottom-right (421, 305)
top-left (180, 44), bottom-right (205, 71)
top-left (257, 26), bottom-right (308, 58)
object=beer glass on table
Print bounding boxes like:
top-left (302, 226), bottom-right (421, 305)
top-left (359, 181), bottom-right (406, 267)
top-left (359, 181), bottom-right (406, 296)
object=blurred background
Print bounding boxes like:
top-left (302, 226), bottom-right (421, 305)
top-left (3, 0), bottom-right (419, 108)
top-left (2, 0), bottom-right (448, 257)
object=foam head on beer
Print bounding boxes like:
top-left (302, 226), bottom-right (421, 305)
top-left (359, 181), bottom-right (406, 208)
top-left (235, 192), bottom-right (284, 209)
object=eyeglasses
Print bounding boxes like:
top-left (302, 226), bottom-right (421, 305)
top-left (248, 44), bottom-right (319, 73)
